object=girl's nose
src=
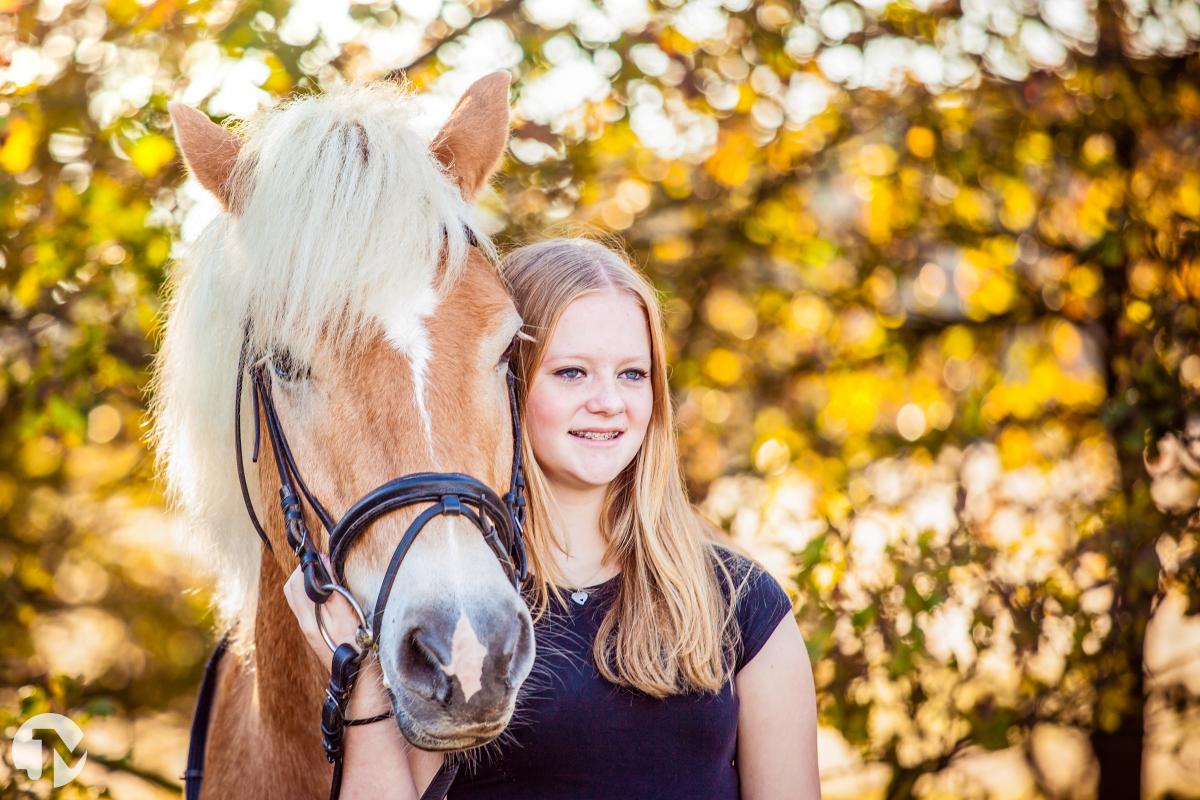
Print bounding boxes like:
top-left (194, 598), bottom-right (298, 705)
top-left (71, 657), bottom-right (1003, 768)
top-left (585, 378), bottom-right (625, 415)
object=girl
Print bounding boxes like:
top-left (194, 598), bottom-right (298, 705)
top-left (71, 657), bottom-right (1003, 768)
top-left (284, 238), bottom-right (820, 798)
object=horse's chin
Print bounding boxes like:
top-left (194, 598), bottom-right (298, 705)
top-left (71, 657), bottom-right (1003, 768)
top-left (391, 697), bottom-right (509, 751)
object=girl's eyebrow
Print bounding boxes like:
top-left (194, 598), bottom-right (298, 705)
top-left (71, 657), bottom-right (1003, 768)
top-left (543, 353), bottom-right (651, 364)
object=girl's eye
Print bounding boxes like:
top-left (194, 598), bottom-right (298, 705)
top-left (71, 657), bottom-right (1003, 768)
top-left (555, 367), bottom-right (584, 380)
top-left (271, 350), bottom-right (310, 383)
top-left (621, 369), bottom-right (649, 381)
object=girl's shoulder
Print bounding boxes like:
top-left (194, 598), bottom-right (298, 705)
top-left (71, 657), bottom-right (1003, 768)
top-left (709, 544), bottom-right (794, 673)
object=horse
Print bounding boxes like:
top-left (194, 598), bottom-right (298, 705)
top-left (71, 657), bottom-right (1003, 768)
top-left (150, 72), bottom-right (535, 798)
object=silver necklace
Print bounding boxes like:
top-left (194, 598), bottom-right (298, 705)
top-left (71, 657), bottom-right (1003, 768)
top-left (566, 562), bottom-right (612, 605)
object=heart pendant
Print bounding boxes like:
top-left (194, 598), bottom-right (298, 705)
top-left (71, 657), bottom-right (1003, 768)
top-left (571, 591), bottom-right (589, 605)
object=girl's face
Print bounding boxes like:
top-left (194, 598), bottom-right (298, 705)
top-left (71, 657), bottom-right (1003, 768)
top-left (526, 289), bottom-right (654, 499)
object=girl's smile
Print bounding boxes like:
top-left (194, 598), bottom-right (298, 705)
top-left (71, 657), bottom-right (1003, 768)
top-left (569, 428), bottom-right (624, 443)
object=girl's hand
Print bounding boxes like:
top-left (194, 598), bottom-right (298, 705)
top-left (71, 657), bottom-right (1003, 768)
top-left (283, 559), bottom-right (423, 799)
top-left (282, 557), bottom-right (391, 718)
top-left (282, 555), bottom-right (360, 668)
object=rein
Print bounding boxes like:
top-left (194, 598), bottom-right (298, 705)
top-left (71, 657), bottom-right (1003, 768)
top-left (184, 303), bottom-right (529, 800)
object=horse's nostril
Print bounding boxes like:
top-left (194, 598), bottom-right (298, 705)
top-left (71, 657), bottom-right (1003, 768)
top-left (410, 628), bottom-right (441, 666)
top-left (403, 627), bottom-right (453, 705)
top-left (509, 614), bottom-right (533, 685)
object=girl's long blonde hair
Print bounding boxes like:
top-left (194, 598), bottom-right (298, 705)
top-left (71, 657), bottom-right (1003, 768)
top-left (501, 237), bottom-right (745, 698)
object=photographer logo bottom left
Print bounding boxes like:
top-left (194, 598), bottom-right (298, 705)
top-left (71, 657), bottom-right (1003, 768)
top-left (11, 713), bottom-right (88, 788)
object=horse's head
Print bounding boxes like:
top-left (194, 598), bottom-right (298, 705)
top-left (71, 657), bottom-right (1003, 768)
top-left (157, 74), bottom-right (533, 749)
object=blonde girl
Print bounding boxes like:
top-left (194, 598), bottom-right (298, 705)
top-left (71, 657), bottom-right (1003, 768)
top-left (285, 238), bottom-right (820, 799)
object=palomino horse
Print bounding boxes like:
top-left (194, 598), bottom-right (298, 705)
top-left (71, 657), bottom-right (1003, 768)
top-left (152, 73), bottom-right (534, 797)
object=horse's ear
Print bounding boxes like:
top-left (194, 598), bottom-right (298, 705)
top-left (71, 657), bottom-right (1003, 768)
top-left (168, 102), bottom-right (243, 212)
top-left (431, 72), bottom-right (511, 201)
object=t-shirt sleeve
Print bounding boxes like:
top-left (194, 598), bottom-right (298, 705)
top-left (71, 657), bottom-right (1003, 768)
top-left (731, 555), bottom-right (794, 673)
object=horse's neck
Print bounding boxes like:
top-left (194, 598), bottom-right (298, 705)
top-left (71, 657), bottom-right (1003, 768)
top-left (201, 550), bottom-right (331, 799)
top-left (251, 550), bottom-right (329, 734)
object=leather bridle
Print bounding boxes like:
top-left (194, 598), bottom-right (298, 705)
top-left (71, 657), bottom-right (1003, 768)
top-left (183, 257), bottom-right (530, 800)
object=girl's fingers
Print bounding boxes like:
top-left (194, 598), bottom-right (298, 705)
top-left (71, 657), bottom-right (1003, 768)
top-left (313, 553), bottom-right (364, 645)
top-left (282, 559), bottom-right (363, 659)
top-left (283, 565), bottom-right (326, 659)
top-left (281, 560), bottom-right (392, 711)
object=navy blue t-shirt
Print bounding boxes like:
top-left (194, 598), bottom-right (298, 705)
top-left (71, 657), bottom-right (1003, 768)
top-left (447, 549), bottom-right (793, 799)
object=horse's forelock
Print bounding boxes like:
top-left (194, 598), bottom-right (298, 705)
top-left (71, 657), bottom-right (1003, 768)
top-left (233, 83), bottom-right (475, 361)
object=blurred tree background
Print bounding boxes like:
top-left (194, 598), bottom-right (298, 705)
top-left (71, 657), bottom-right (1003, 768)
top-left (3, 0), bottom-right (1200, 797)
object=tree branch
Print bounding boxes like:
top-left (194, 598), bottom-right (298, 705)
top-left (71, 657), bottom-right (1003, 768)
top-left (383, 0), bottom-right (524, 82)
top-left (88, 751), bottom-right (182, 793)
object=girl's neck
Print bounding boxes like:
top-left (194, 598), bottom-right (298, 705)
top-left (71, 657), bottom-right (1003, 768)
top-left (546, 481), bottom-right (615, 583)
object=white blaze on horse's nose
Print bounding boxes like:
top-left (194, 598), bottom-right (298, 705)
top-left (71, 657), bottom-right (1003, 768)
top-left (443, 610), bottom-right (488, 702)
top-left (369, 288), bottom-right (440, 461)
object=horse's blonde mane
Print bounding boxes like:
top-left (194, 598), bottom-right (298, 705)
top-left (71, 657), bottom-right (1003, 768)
top-left (150, 82), bottom-right (483, 634)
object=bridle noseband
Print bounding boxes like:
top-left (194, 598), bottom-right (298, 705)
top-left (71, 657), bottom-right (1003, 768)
top-left (185, 283), bottom-right (529, 800)
top-left (235, 329), bottom-right (529, 609)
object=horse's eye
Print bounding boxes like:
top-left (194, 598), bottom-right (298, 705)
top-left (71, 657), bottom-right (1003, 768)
top-left (271, 350), bottom-right (310, 382)
top-left (499, 336), bottom-right (518, 367)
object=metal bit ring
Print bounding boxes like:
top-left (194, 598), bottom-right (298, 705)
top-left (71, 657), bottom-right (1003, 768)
top-left (313, 582), bottom-right (373, 654)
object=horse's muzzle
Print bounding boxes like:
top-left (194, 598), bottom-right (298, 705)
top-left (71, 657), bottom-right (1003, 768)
top-left (388, 598), bottom-right (534, 738)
